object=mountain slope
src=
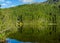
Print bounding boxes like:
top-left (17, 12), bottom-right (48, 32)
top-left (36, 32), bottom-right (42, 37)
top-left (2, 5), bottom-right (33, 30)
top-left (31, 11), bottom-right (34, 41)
top-left (0, 0), bottom-right (60, 42)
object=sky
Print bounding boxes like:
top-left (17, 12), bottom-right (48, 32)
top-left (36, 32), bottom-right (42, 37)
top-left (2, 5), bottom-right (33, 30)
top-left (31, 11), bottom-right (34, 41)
top-left (0, 0), bottom-right (47, 8)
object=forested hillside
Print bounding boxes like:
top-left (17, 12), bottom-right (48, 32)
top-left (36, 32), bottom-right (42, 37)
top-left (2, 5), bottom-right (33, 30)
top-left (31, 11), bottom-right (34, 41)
top-left (0, 0), bottom-right (60, 43)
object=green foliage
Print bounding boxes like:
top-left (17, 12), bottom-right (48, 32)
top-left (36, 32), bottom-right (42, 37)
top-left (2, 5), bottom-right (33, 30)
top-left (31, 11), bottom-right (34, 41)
top-left (0, 1), bottom-right (60, 42)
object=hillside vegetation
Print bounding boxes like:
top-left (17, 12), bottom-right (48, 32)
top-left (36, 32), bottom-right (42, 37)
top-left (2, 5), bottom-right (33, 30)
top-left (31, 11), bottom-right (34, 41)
top-left (0, 0), bottom-right (60, 43)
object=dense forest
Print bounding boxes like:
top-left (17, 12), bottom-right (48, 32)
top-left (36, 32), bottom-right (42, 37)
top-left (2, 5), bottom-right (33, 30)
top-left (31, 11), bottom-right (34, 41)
top-left (0, 0), bottom-right (60, 43)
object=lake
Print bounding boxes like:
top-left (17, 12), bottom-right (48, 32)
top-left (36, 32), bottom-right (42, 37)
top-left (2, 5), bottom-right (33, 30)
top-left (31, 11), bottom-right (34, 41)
top-left (6, 38), bottom-right (31, 43)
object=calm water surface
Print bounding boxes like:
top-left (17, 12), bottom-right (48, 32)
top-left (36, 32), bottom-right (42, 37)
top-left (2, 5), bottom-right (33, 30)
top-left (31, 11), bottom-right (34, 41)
top-left (6, 38), bottom-right (31, 43)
